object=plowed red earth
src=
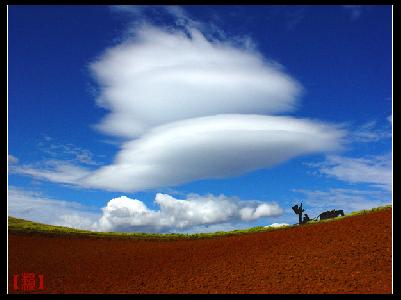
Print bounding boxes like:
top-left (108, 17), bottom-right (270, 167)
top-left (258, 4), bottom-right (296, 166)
top-left (8, 208), bottom-right (392, 294)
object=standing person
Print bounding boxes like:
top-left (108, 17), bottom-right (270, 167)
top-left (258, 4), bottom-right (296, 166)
top-left (299, 203), bottom-right (305, 224)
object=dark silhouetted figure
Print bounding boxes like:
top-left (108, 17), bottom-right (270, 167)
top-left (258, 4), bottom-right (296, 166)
top-left (319, 209), bottom-right (345, 220)
top-left (292, 203), bottom-right (305, 225)
top-left (303, 213), bottom-right (310, 223)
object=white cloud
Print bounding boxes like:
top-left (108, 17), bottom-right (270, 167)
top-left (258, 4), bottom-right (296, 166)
top-left (317, 154), bottom-right (392, 191)
top-left (264, 222), bottom-right (289, 228)
top-left (94, 193), bottom-right (283, 233)
top-left (387, 115), bottom-right (392, 124)
top-left (8, 154), bottom-right (18, 164)
top-left (90, 24), bottom-right (302, 138)
top-left (84, 115), bottom-right (346, 192)
top-left (8, 186), bottom-right (100, 230)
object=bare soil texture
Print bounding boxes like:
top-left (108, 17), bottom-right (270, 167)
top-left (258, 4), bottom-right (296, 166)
top-left (8, 208), bottom-right (392, 294)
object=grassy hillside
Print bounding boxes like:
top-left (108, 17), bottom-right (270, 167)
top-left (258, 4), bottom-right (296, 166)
top-left (8, 204), bottom-right (391, 240)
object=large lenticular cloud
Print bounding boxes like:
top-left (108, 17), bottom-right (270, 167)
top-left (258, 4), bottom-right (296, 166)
top-left (90, 25), bottom-right (302, 138)
top-left (83, 114), bottom-right (345, 192)
top-left (11, 17), bottom-right (346, 195)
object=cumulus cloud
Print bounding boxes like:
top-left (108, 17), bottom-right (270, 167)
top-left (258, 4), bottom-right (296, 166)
top-left (94, 193), bottom-right (283, 233)
top-left (315, 153), bottom-right (392, 191)
top-left (9, 178), bottom-right (288, 233)
top-left (84, 114), bottom-right (346, 192)
top-left (90, 24), bottom-right (302, 138)
top-left (8, 186), bottom-right (285, 233)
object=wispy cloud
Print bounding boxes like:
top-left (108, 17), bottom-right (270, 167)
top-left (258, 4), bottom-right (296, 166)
top-left (351, 120), bottom-right (392, 143)
top-left (311, 153), bottom-right (392, 191)
top-left (111, 5), bottom-right (205, 35)
top-left (293, 187), bottom-right (391, 217)
top-left (8, 186), bottom-right (100, 230)
top-left (342, 5), bottom-right (364, 20)
top-left (112, 5), bottom-right (190, 21)
top-left (10, 159), bottom-right (92, 186)
top-left (37, 137), bottom-right (100, 166)
top-left (8, 154), bottom-right (18, 164)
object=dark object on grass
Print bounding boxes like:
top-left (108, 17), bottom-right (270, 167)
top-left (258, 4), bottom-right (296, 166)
top-left (303, 214), bottom-right (310, 223)
top-left (318, 209), bottom-right (345, 220)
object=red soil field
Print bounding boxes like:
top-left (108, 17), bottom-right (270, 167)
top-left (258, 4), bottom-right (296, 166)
top-left (8, 208), bottom-right (392, 294)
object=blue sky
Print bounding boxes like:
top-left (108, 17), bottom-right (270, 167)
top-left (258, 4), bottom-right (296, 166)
top-left (8, 5), bottom-right (392, 233)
